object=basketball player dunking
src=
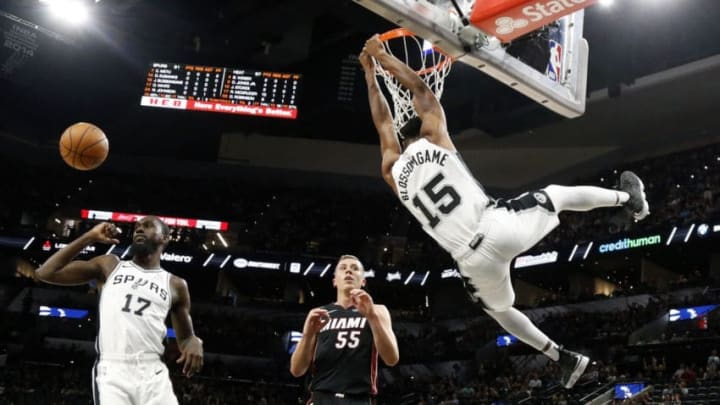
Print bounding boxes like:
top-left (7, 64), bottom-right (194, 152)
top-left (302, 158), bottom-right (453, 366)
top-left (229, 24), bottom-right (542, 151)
top-left (290, 255), bottom-right (399, 405)
top-left (35, 216), bottom-right (203, 405)
top-left (360, 35), bottom-right (649, 389)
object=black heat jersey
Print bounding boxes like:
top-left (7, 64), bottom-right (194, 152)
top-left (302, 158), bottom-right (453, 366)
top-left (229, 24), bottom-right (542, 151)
top-left (310, 303), bottom-right (378, 396)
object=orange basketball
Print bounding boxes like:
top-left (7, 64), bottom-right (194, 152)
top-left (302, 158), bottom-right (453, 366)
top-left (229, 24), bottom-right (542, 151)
top-left (59, 122), bottom-right (109, 170)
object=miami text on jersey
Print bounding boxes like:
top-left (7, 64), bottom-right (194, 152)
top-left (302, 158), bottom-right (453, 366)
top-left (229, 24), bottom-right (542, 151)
top-left (320, 316), bottom-right (368, 332)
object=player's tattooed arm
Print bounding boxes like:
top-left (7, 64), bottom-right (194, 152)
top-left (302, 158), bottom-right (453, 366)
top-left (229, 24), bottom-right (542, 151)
top-left (170, 275), bottom-right (204, 378)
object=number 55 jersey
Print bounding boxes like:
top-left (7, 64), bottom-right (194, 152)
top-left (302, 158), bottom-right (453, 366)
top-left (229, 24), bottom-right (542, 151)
top-left (310, 303), bottom-right (377, 396)
top-left (391, 137), bottom-right (491, 260)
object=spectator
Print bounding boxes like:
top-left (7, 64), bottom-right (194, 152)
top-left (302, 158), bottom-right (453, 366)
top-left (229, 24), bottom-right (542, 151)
top-left (707, 349), bottom-right (720, 378)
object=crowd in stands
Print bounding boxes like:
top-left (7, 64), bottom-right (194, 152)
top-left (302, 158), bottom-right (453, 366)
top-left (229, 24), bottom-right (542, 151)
top-left (0, 362), bottom-right (91, 405)
top-left (3, 282), bottom-right (720, 403)
top-left (0, 141), bottom-right (719, 403)
top-left (539, 143), bottom-right (720, 250)
top-left (7, 351), bottom-right (720, 404)
top-left (0, 360), bottom-right (301, 405)
top-left (1, 140), bottom-right (718, 274)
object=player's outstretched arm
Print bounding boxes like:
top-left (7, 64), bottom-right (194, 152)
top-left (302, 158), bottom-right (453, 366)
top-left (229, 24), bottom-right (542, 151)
top-left (364, 35), bottom-right (454, 152)
top-left (350, 289), bottom-right (399, 366)
top-left (359, 50), bottom-right (401, 193)
top-left (35, 222), bottom-right (120, 285)
top-left (170, 276), bottom-right (204, 378)
top-left (290, 307), bottom-right (329, 377)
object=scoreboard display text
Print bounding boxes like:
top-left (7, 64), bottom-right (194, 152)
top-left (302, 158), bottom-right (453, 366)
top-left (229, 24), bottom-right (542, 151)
top-left (140, 63), bottom-right (300, 119)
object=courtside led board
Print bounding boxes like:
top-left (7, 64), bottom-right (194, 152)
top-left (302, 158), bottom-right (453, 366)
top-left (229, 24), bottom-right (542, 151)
top-left (140, 62), bottom-right (300, 119)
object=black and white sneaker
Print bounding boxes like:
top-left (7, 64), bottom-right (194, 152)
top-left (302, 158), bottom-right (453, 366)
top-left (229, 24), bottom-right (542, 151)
top-left (558, 347), bottom-right (590, 389)
top-left (619, 171), bottom-right (650, 221)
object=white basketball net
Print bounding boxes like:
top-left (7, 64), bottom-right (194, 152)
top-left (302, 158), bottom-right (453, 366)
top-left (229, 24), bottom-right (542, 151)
top-left (373, 29), bottom-right (453, 136)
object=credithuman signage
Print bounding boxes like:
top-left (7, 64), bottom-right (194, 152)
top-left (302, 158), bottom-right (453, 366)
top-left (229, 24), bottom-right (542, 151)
top-left (598, 235), bottom-right (662, 253)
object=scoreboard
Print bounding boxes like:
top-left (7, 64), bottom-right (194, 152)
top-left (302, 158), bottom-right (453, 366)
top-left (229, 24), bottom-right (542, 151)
top-left (140, 62), bottom-right (300, 119)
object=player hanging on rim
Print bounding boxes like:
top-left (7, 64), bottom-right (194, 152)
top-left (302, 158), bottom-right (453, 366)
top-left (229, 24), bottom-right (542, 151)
top-left (35, 217), bottom-right (204, 405)
top-left (360, 34), bottom-right (649, 389)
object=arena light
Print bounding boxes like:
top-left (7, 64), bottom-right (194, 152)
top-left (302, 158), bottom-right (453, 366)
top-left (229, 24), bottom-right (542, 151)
top-left (38, 306), bottom-right (88, 319)
top-left (420, 272), bottom-right (430, 286)
top-left (216, 232), bottom-right (228, 248)
top-left (23, 237), bottom-right (35, 251)
top-left (496, 334), bottom-right (518, 347)
top-left (514, 251), bottom-right (559, 269)
top-left (599, 0), bottom-right (614, 6)
top-left (81, 209), bottom-right (229, 231)
top-left (684, 224), bottom-right (696, 243)
top-left (441, 269), bottom-right (462, 279)
top-left (39, 0), bottom-right (89, 25)
top-left (615, 383), bottom-right (645, 400)
top-left (668, 305), bottom-right (719, 322)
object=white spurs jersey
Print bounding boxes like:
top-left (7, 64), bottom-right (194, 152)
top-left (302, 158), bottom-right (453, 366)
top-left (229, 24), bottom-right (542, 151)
top-left (97, 260), bottom-right (172, 357)
top-left (391, 138), bottom-right (491, 258)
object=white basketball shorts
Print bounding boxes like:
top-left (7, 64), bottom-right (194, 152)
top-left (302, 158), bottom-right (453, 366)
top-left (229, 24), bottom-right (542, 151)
top-left (456, 190), bottom-right (559, 311)
top-left (92, 355), bottom-right (178, 405)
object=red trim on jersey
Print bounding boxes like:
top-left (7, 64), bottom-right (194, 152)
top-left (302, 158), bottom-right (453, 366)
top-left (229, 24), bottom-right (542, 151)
top-left (306, 338), bottom-right (319, 404)
top-left (370, 344), bottom-right (378, 395)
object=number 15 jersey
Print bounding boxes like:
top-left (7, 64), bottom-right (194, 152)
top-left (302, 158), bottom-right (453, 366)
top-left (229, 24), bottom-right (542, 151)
top-left (391, 138), bottom-right (491, 259)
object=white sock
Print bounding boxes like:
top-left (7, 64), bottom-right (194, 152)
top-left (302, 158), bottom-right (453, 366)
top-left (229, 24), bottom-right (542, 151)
top-left (544, 184), bottom-right (629, 213)
top-left (485, 307), bottom-right (560, 361)
top-left (544, 343), bottom-right (560, 362)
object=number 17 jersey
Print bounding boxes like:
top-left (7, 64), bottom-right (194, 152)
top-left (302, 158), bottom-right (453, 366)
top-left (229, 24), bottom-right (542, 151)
top-left (97, 260), bottom-right (172, 357)
top-left (391, 138), bottom-right (491, 259)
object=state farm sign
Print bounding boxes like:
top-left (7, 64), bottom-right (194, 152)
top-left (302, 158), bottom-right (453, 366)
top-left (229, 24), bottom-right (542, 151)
top-left (470, 0), bottom-right (598, 42)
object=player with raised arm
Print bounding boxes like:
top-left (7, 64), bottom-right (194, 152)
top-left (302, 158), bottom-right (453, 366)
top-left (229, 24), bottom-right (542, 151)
top-left (360, 35), bottom-right (649, 389)
top-left (290, 255), bottom-right (398, 404)
top-left (35, 216), bottom-right (203, 405)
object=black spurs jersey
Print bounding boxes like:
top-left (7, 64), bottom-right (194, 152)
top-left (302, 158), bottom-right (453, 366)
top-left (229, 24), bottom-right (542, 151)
top-left (310, 303), bottom-right (378, 396)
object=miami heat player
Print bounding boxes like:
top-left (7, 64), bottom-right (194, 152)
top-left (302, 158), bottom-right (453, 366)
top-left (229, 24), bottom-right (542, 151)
top-left (290, 255), bottom-right (398, 404)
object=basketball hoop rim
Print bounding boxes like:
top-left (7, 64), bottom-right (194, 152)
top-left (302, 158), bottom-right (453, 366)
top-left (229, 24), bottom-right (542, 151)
top-left (377, 28), bottom-right (453, 76)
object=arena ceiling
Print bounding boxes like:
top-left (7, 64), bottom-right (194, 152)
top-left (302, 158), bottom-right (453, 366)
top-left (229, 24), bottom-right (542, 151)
top-left (0, 0), bottom-right (719, 189)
